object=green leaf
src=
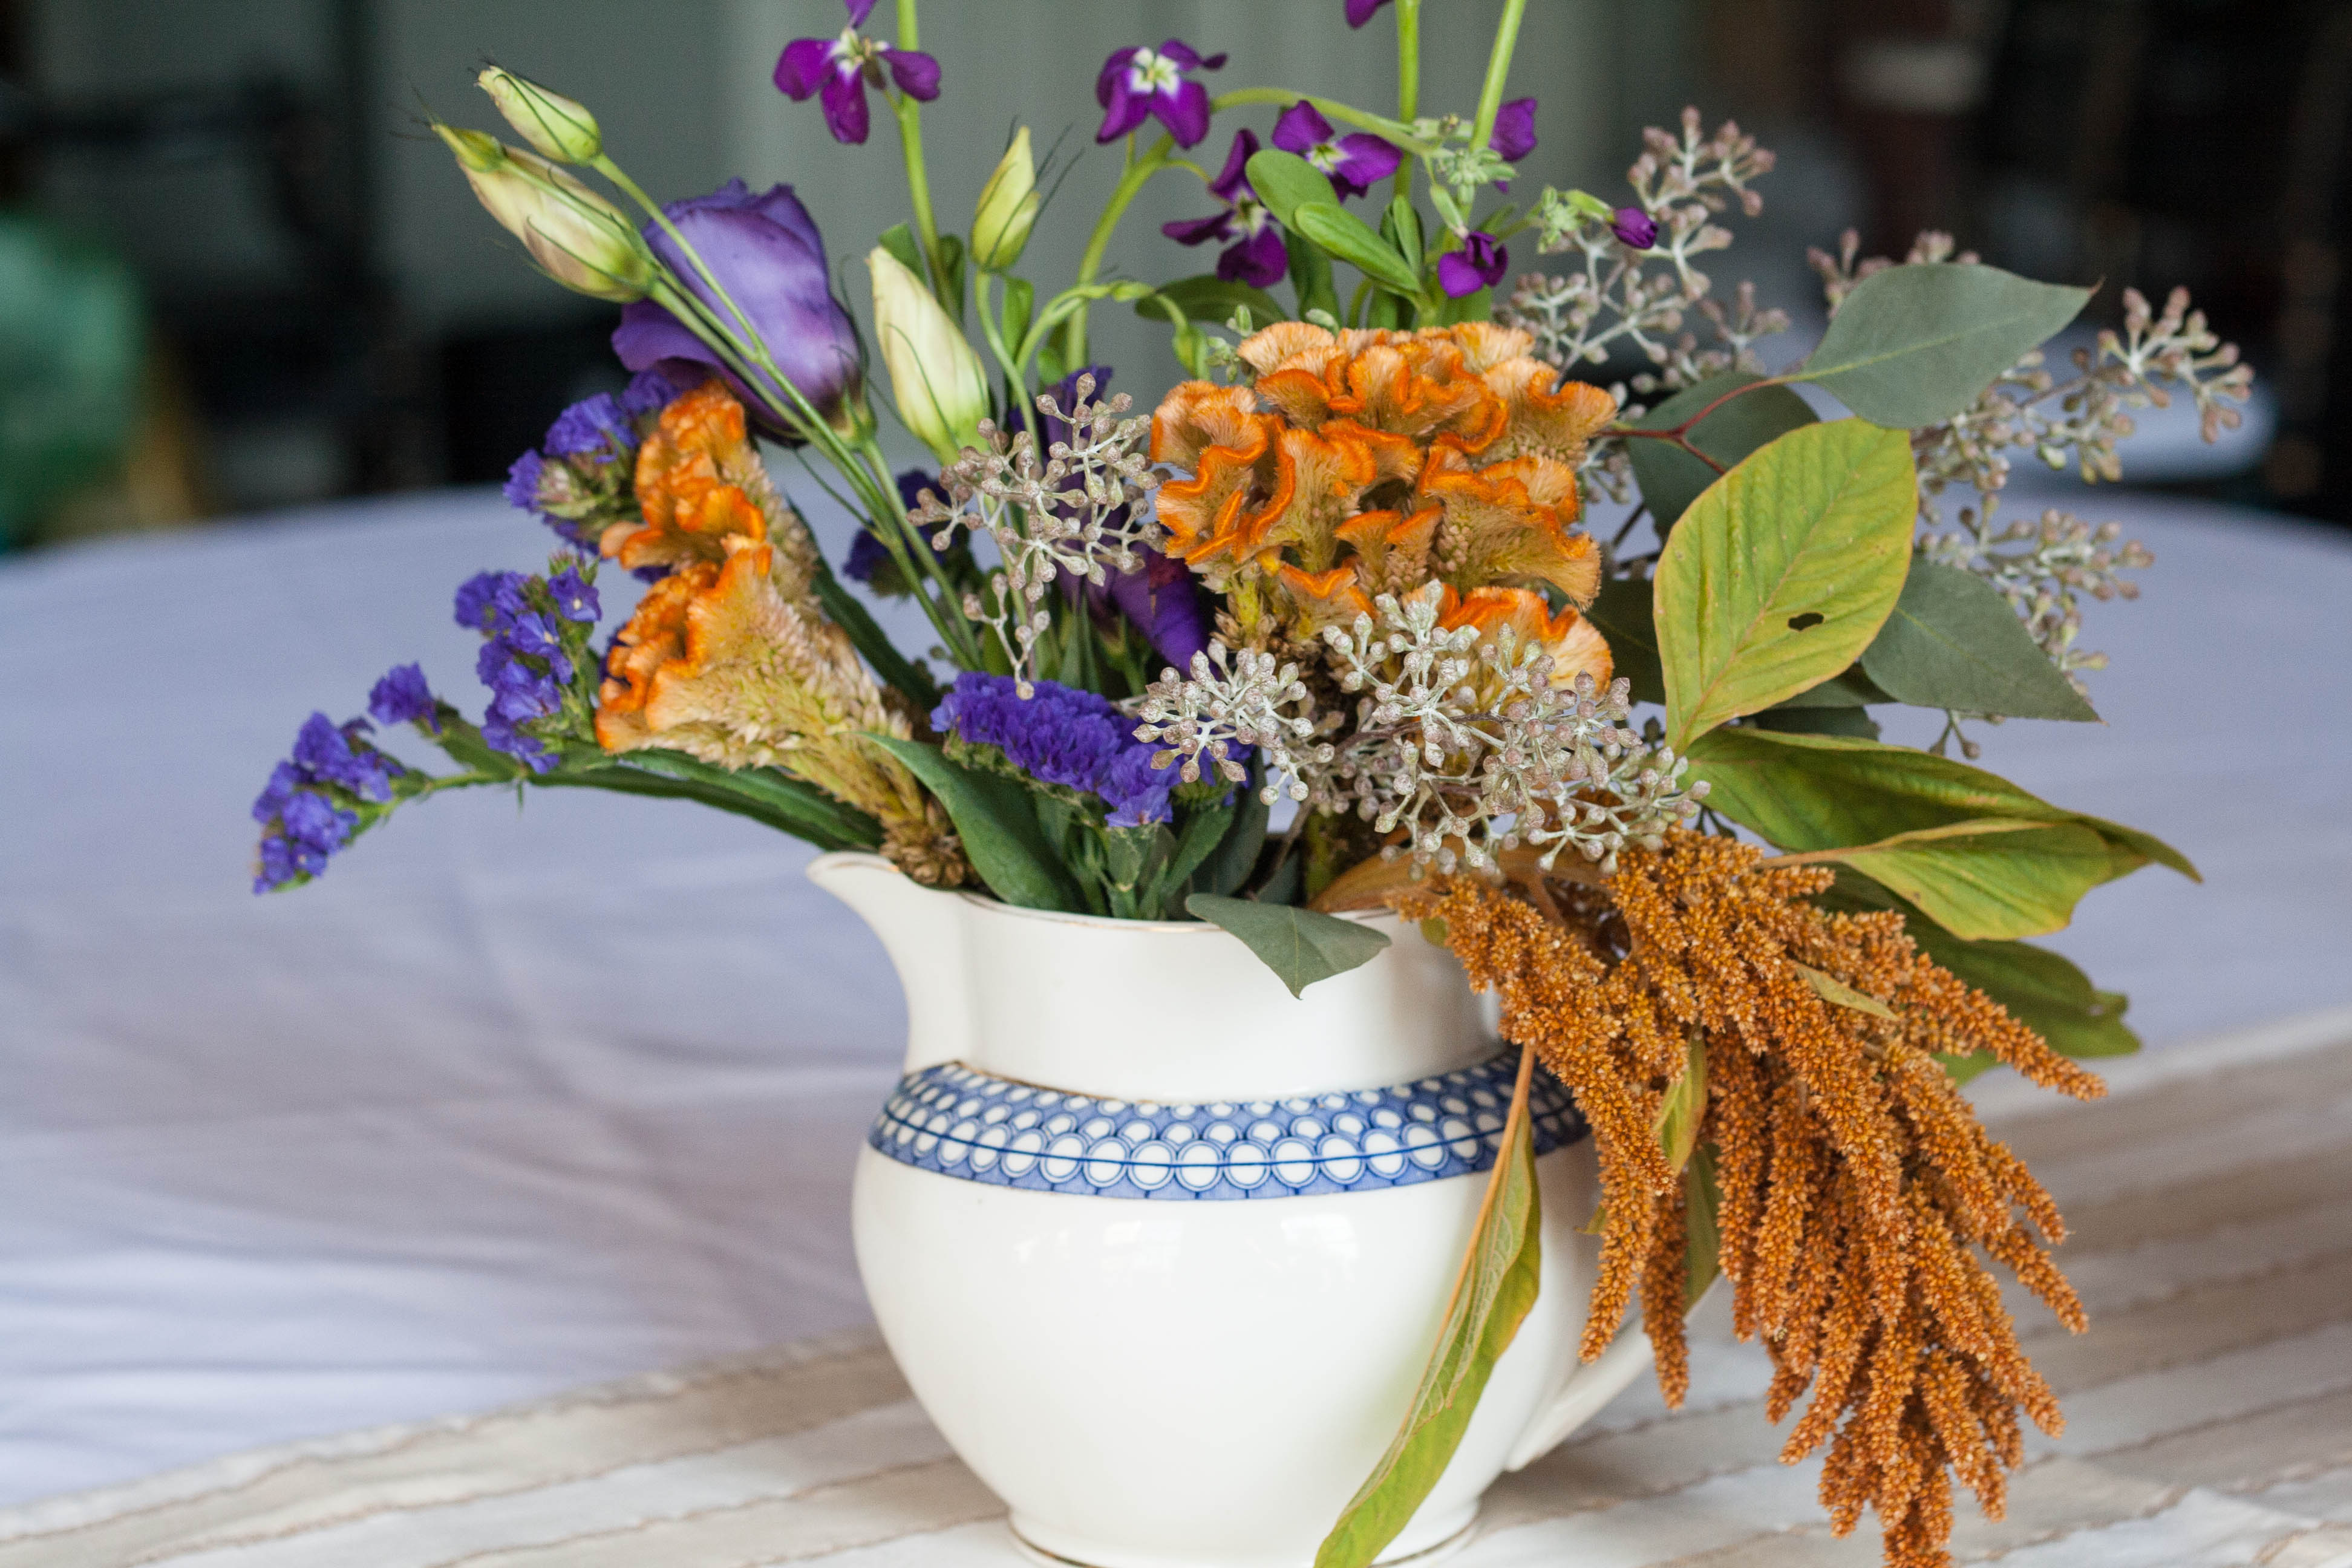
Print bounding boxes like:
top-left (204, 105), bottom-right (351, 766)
top-left (1289, 230), bottom-right (1340, 321)
top-left (1381, 195), bottom-right (1425, 279)
top-left (1184, 894), bottom-right (1391, 998)
top-left (1655, 419), bottom-right (1919, 751)
top-left (1690, 728), bottom-right (2197, 937)
top-left (1142, 802), bottom-right (1235, 918)
top-left (1772, 667), bottom-right (1892, 707)
top-left (877, 223), bottom-right (925, 281)
top-left (1001, 274), bottom-right (1036, 351)
top-left (1628, 373), bottom-right (1818, 529)
top-left (1192, 785), bottom-right (1269, 900)
top-left (1817, 870), bottom-right (2139, 1063)
top-left (809, 557), bottom-right (940, 710)
top-left (866, 734), bottom-right (1084, 911)
top-left (1246, 148), bottom-right (1336, 227)
top-left (1316, 1054), bottom-right (1542, 1568)
top-left (1290, 202), bottom-right (1422, 295)
top-left (1684, 1147), bottom-right (1722, 1306)
top-left (1143, 273), bottom-right (1285, 330)
top-left (1654, 1034), bottom-right (1707, 1172)
top-left (534, 750), bottom-right (883, 852)
top-left (935, 232), bottom-right (968, 324)
top-left (1797, 264), bottom-right (2091, 428)
top-left (1748, 704), bottom-right (1881, 740)
top-left (1860, 560), bottom-right (2099, 722)
top-left (1791, 961), bottom-right (1898, 1020)
top-left (1584, 574), bottom-right (1664, 707)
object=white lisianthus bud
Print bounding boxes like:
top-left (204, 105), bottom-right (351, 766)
top-left (868, 246), bottom-right (990, 465)
top-left (476, 67), bottom-right (602, 163)
top-left (433, 124), bottom-right (651, 302)
top-left (969, 126), bottom-right (1039, 272)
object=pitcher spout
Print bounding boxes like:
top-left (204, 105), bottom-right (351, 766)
top-left (805, 851), bottom-right (972, 1074)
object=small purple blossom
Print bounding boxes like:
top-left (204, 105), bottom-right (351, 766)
top-left (503, 449), bottom-right (545, 514)
top-left (1096, 40), bottom-right (1224, 149)
top-left (250, 713), bottom-right (396, 891)
top-left (618, 367), bottom-right (688, 420)
top-left (368, 664), bottom-right (439, 732)
top-left (1161, 129), bottom-right (1285, 287)
top-left (547, 568), bottom-right (600, 624)
top-left (292, 713), bottom-right (399, 802)
top-left (543, 393), bottom-right (632, 458)
top-left (1491, 98), bottom-right (1538, 162)
top-left (1271, 101), bottom-right (1400, 201)
top-left (1344, 0), bottom-right (1392, 25)
top-left (1611, 206), bottom-right (1659, 249)
top-left (455, 569), bottom-right (582, 774)
top-left (931, 673), bottom-right (1181, 828)
top-left (774, 1), bottom-right (941, 146)
top-left (454, 570), bottom-right (527, 632)
top-left (1437, 231), bottom-right (1509, 298)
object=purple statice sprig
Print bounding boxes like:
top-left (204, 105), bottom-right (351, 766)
top-left (454, 557), bottom-right (605, 774)
top-left (932, 672), bottom-right (1207, 830)
top-left (250, 713), bottom-right (410, 892)
top-left (504, 367), bottom-right (684, 556)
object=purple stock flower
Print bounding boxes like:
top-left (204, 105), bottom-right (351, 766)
top-left (1271, 101), bottom-right (1400, 200)
top-left (1096, 40), bottom-right (1225, 149)
top-left (1344, 0), bottom-right (1393, 25)
top-left (1611, 206), bottom-right (1659, 249)
top-left (1161, 129), bottom-right (1285, 287)
top-left (1491, 98), bottom-right (1538, 162)
top-left (930, 673), bottom-right (1180, 828)
top-left (368, 664), bottom-right (439, 732)
top-left (1437, 231), bottom-right (1509, 298)
top-left (611, 180), bottom-right (863, 441)
top-left (773, 0), bottom-right (941, 146)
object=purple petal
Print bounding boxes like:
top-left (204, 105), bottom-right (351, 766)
top-left (1108, 547), bottom-right (1214, 670)
top-left (1272, 100), bottom-right (1333, 154)
top-left (818, 66), bottom-right (870, 143)
top-left (844, 0), bottom-right (878, 24)
top-left (1096, 76), bottom-right (1151, 142)
top-left (1096, 47), bottom-right (1138, 108)
top-left (1612, 206), bottom-right (1659, 249)
top-left (1209, 126), bottom-right (1259, 202)
top-left (1162, 211), bottom-right (1237, 247)
top-left (1345, 0), bottom-right (1392, 26)
top-left (1157, 78), bottom-right (1214, 148)
top-left (1439, 234), bottom-right (1509, 298)
top-left (1491, 97), bottom-right (1538, 162)
top-left (883, 48), bottom-right (940, 100)
top-left (773, 38), bottom-right (834, 100)
top-left (1155, 38), bottom-right (1206, 71)
top-left (1331, 133), bottom-right (1402, 193)
top-left (1218, 225), bottom-right (1289, 288)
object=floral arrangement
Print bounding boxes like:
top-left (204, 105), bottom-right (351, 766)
top-left (249, 4), bottom-right (2250, 1565)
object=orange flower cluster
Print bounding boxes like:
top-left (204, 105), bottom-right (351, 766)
top-left (600, 380), bottom-right (818, 590)
top-left (1403, 832), bottom-right (2102, 1568)
top-left (1150, 323), bottom-right (1617, 685)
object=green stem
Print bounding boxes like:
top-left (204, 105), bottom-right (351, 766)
top-left (891, 0), bottom-right (949, 301)
top-left (1393, 0), bottom-right (1422, 201)
top-left (973, 272), bottom-right (1029, 399)
top-left (1064, 135), bottom-right (1175, 365)
top-left (1210, 88), bottom-right (1434, 153)
top-left (1470, 0), bottom-right (1529, 152)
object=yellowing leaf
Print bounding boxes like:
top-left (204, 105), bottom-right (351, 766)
top-left (1653, 1034), bottom-right (1708, 1172)
top-left (1789, 961), bottom-right (1898, 1020)
top-left (1656, 420), bottom-right (1918, 751)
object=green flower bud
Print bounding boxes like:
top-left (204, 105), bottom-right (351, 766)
top-left (477, 67), bottom-right (603, 163)
top-left (969, 126), bottom-right (1040, 273)
top-left (869, 246), bottom-right (990, 465)
top-left (432, 121), bottom-right (508, 172)
top-left (454, 142), bottom-right (652, 302)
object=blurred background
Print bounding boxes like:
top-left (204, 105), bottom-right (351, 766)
top-left (0, 0), bottom-right (2341, 550)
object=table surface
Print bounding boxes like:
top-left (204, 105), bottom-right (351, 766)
top-left (2, 477), bottom-right (2350, 1519)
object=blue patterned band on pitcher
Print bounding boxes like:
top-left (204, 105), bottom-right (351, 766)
top-left (866, 1048), bottom-right (1588, 1201)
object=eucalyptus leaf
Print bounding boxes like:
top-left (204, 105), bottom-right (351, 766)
top-left (1584, 574), bottom-right (1664, 707)
top-left (1860, 560), bottom-right (2099, 721)
top-left (1797, 264), bottom-right (2090, 428)
top-left (1290, 202), bottom-right (1422, 295)
top-left (1655, 419), bottom-right (1919, 751)
top-left (1315, 1054), bottom-right (1542, 1568)
top-left (1246, 148), bottom-right (1336, 227)
top-left (1184, 894), bottom-right (1391, 997)
top-left (1628, 373), bottom-right (1818, 529)
top-left (866, 734), bottom-right (1084, 911)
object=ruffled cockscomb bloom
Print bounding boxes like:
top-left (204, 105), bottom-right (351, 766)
top-left (1272, 102), bottom-right (1400, 201)
top-left (930, 671), bottom-right (1186, 828)
top-left (1162, 129), bottom-right (1284, 287)
top-left (1096, 39), bottom-right (1224, 149)
top-left (503, 368), bottom-right (683, 551)
top-left (1148, 321), bottom-right (1617, 688)
top-left (250, 713), bottom-right (405, 892)
top-left (600, 380), bottom-right (825, 593)
top-left (773, 0), bottom-right (941, 146)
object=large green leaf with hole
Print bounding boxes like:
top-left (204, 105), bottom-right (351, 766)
top-left (1860, 560), bottom-right (2099, 721)
top-left (1655, 420), bottom-right (1918, 751)
top-left (1796, 264), bottom-right (2090, 428)
top-left (1628, 372), bottom-right (1818, 529)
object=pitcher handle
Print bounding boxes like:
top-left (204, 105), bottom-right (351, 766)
top-left (1501, 1325), bottom-right (1655, 1472)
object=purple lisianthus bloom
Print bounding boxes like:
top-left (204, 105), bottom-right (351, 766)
top-left (1104, 546), bottom-right (1214, 671)
top-left (368, 664), bottom-right (439, 732)
top-left (1491, 97), bottom-right (1538, 162)
top-left (930, 672), bottom-right (1181, 827)
top-left (773, 0), bottom-right (941, 146)
top-left (1345, 0), bottom-right (1393, 25)
top-left (1611, 206), bottom-right (1659, 250)
top-left (1161, 130), bottom-right (1285, 287)
top-left (611, 180), bottom-right (863, 442)
top-left (1438, 231), bottom-right (1509, 298)
top-left (1271, 101), bottom-right (1400, 201)
top-left (1096, 39), bottom-right (1225, 149)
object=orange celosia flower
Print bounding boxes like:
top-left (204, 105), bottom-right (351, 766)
top-left (1149, 323), bottom-right (1618, 657)
top-left (599, 380), bottom-right (828, 589)
top-left (1437, 585), bottom-right (1613, 691)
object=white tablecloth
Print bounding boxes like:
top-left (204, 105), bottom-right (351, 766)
top-left (2, 482), bottom-right (2350, 1516)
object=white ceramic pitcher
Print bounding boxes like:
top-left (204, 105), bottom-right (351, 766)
top-left (811, 851), bottom-right (1654, 1568)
